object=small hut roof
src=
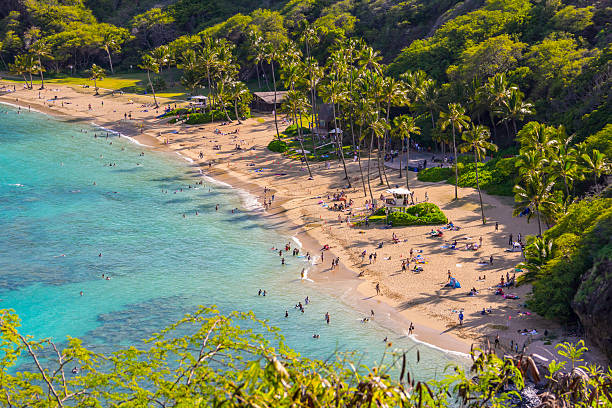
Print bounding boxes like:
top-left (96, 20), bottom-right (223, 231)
top-left (253, 91), bottom-right (288, 104)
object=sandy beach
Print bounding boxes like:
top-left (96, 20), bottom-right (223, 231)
top-left (1, 82), bottom-right (606, 365)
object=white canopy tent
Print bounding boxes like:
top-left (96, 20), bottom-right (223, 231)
top-left (386, 188), bottom-right (412, 196)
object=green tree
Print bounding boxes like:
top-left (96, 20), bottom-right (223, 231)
top-left (29, 39), bottom-right (51, 89)
top-left (99, 24), bottom-right (131, 74)
top-left (513, 174), bottom-right (555, 236)
top-left (459, 124), bottom-right (498, 224)
top-left (393, 115), bottom-right (420, 190)
top-left (580, 149), bottom-right (610, 187)
top-left (439, 103), bottom-right (471, 200)
top-left (10, 54), bottom-right (37, 90)
top-left (228, 80), bottom-right (251, 124)
top-left (320, 79), bottom-right (351, 187)
top-left (138, 54), bottom-right (160, 107)
top-left (282, 90), bottom-right (314, 179)
top-left (497, 87), bottom-right (534, 137)
top-left (88, 63), bottom-right (106, 95)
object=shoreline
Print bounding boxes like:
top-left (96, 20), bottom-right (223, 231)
top-left (2, 83), bottom-right (607, 365)
top-left (0, 92), bottom-right (473, 356)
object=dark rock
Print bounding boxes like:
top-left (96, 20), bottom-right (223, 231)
top-left (572, 258), bottom-right (612, 361)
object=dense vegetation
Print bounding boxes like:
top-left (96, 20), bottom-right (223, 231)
top-left (370, 203), bottom-right (448, 226)
top-left (2, 307), bottom-right (611, 407)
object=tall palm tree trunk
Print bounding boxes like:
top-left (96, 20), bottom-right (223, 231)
top-left (405, 140), bottom-right (411, 190)
top-left (234, 99), bottom-right (242, 124)
top-left (147, 70), bottom-right (158, 107)
top-left (332, 103), bottom-right (351, 186)
top-left (38, 57), bottom-right (45, 89)
top-left (475, 151), bottom-right (485, 224)
top-left (452, 127), bottom-right (458, 200)
top-left (255, 63), bottom-right (261, 89)
top-left (367, 132), bottom-right (375, 203)
top-left (105, 46), bottom-right (114, 74)
top-left (399, 137), bottom-right (403, 179)
top-left (536, 203), bottom-right (542, 236)
top-left (376, 136), bottom-right (384, 185)
top-left (357, 137), bottom-right (367, 197)
top-left (296, 116), bottom-right (313, 180)
top-left (271, 60), bottom-right (280, 140)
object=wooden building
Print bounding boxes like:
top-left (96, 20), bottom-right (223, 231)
top-left (251, 91), bottom-right (288, 112)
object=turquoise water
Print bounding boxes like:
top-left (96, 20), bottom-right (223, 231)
top-left (0, 104), bottom-right (461, 379)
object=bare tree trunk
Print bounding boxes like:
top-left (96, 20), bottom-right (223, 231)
top-left (452, 127), bottom-right (458, 200)
top-left (406, 139), bottom-right (411, 190)
top-left (105, 45), bottom-right (114, 74)
top-left (147, 70), bottom-right (158, 107)
top-left (271, 60), bottom-right (280, 140)
top-left (367, 131), bottom-right (374, 203)
top-left (475, 151), bottom-right (485, 224)
top-left (38, 57), bottom-right (45, 89)
top-left (255, 62), bottom-right (261, 89)
top-left (376, 136), bottom-right (384, 185)
top-left (399, 137), bottom-right (403, 179)
top-left (297, 115), bottom-right (313, 180)
top-left (234, 99), bottom-right (242, 124)
top-left (332, 103), bottom-right (350, 187)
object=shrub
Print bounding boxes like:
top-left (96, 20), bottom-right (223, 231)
top-left (388, 203), bottom-right (447, 226)
top-left (268, 140), bottom-right (288, 153)
top-left (417, 166), bottom-right (452, 182)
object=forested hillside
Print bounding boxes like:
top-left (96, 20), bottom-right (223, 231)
top-left (1, 0), bottom-right (611, 352)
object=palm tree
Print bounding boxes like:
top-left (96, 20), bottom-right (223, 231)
top-left (459, 124), bottom-right (498, 224)
top-left (177, 49), bottom-right (201, 95)
top-left (138, 54), bottom-right (159, 107)
top-left (517, 121), bottom-right (556, 154)
top-left (581, 149), bottom-right (610, 186)
top-left (369, 118), bottom-right (389, 202)
top-left (264, 38), bottom-right (287, 140)
top-left (380, 76), bottom-right (407, 187)
top-left (498, 88), bottom-right (534, 137)
top-left (516, 150), bottom-right (549, 180)
top-left (101, 31), bottom-right (119, 74)
top-left (439, 103), bottom-right (471, 200)
top-left (517, 236), bottom-right (554, 281)
top-left (513, 174), bottom-right (555, 236)
top-left (484, 73), bottom-right (510, 142)
top-left (304, 57), bottom-right (323, 152)
top-left (320, 80), bottom-right (351, 187)
top-left (199, 38), bottom-right (220, 112)
top-left (88, 64), bottom-right (106, 95)
top-left (29, 39), bottom-right (51, 89)
top-left (151, 45), bottom-right (171, 73)
top-left (393, 115), bottom-right (420, 190)
top-left (9, 54), bottom-right (35, 89)
top-left (550, 146), bottom-right (579, 197)
top-left (228, 80), bottom-right (251, 124)
top-left (283, 90), bottom-right (314, 180)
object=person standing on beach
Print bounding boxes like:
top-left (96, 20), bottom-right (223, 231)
top-left (495, 222), bottom-right (499, 231)
top-left (458, 311), bottom-right (464, 325)
top-left (508, 234), bottom-right (513, 245)
top-left (375, 283), bottom-right (380, 295)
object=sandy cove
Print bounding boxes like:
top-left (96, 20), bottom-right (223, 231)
top-left (1, 82), bottom-right (607, 365)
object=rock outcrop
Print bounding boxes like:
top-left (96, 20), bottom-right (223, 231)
top-left (573, 258), bottom-right (612, 361)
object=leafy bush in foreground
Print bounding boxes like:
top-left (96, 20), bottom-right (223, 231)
top-left (390, 203), bottom-right (447, 226)
top-left (1, 307), bottom-right (609, 407)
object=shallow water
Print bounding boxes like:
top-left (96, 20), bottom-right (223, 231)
top-left (0, 104), bottom-right (463, 380)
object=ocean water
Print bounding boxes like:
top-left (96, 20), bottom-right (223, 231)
top-left (0, 104), bottom-right (463, 380)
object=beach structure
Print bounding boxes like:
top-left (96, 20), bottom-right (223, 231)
top-left (189, 95), bottom-right (208, 107)
top-left (251, 91), bottom-right (288, 112)
top-left (384, 187), bottom-right (412, 210)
